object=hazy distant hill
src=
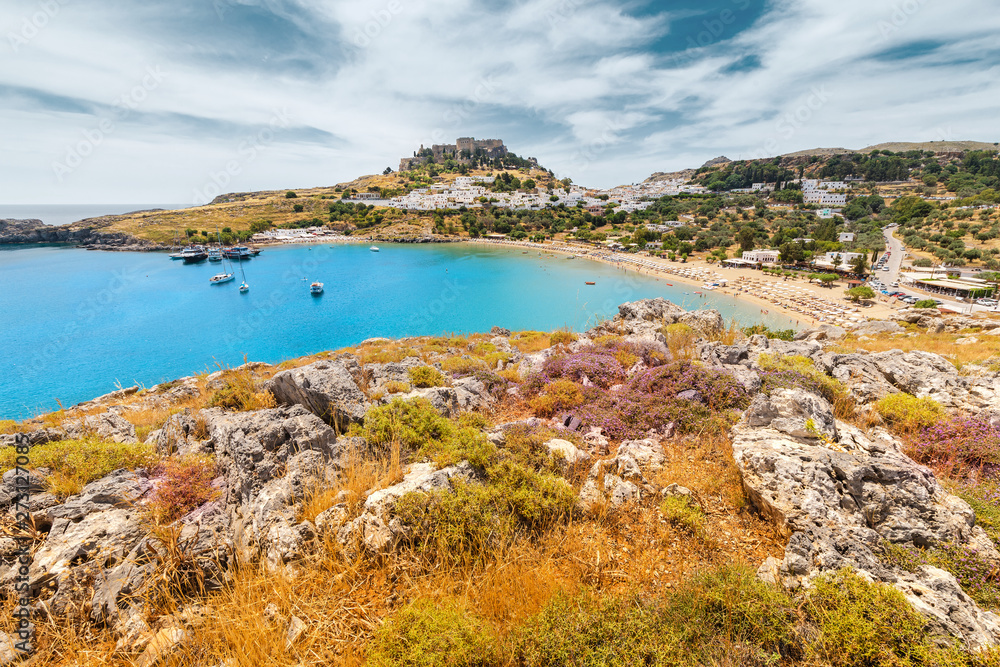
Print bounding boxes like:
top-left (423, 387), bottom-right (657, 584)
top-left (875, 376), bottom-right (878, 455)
top-left (782, 141), bottom-right (998, 158)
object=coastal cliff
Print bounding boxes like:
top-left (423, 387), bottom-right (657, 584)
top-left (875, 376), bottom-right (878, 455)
top-left (0, 218), bottom-right (165, 251)
top-left (2, 299), bottom-right (1000, 664)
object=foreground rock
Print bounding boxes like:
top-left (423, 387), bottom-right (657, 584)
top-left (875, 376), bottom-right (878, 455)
top-left (266, 358), bottom-right (369, 429)
top-left (734, 389), bottom-right (1000, 649)
top-left (700, 335), bottom-right (1000, 411)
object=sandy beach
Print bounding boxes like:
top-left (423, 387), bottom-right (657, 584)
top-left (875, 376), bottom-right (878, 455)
top-left (464, 238), bottom-right (901, 328)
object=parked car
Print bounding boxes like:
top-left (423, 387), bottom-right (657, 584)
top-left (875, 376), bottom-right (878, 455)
top-left (976, 298), bottom-right (998, 307)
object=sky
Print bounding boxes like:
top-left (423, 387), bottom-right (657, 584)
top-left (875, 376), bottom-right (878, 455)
top-left (0, 0), bottom-right (998, 205)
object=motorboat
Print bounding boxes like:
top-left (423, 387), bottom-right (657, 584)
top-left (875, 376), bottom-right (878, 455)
top-left (183, 251), bottom-right (208, 263)
top-left (223, 246), bottom-right (253, 259)
top-left (171, 246), bottom-right (206, 262)
top-left (239, 282), bottom-right (249, 293)
top-left (310, 282), bottom-right (324, 295)
top-left (370, 246), bottom-right (380, 252)
top-left (208, 248), bottom-right (223, 262)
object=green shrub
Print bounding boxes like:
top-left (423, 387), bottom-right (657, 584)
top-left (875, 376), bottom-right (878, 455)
top-left (0, 438), bottom-right (157, 497)
top-left (356, 399), bottom-right (492, 468)
top-left (953, 481), bottom-right (1000, 544)
top-left (395, 460), bottom-right (575, 563)
top-left (499, 424), bottom-right (581, 475)
top-left (284, 191), bottom-right (297, 198)
top-left (368, 600), bottom-right (498, 667)
top-left (805, 569), bottom-right (964, 667)
top-left (515, 594), bottom-right (675, 666)
top-left (408, 366), bottom-right (448, 388)
top-left (757, 354), bottom-right (848, 404)
top-left (660, 495), bottom-right (705, 538)
top-left (913, 299), bottom-right (939, 309)
top-left (663, 565), bottom-right (798, 659)
top-left (742, 324), bottom-right (795, 341)
top-left (874, 393), bottom-right (945, 434)
top-left (516, 566), bottom-right (797, 665)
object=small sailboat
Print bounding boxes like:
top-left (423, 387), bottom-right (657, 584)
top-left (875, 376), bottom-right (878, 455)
top-left (238, 257), bottom-right (249, 292)
top-left (370, 246), bottom-right (380, 252)
top-left (310, 282), bottom-right (324, 295)
top-left (210, 229), bottom-right (234, 284)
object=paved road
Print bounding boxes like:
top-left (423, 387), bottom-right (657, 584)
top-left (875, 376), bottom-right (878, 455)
top-left (881, 226), bottom-right (993, 314)
top-left (881, 225), bottom-right (905, 284)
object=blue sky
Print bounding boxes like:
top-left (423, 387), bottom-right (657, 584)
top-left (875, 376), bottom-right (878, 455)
top-left (0, 0), bottom-right (997, 204)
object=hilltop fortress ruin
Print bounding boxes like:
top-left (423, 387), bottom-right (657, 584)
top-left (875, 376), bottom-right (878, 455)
top-left (399, 137), bottom-right (510, 171)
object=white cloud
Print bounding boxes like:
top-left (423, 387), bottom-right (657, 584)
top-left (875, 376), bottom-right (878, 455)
top-left (0, 0), bottom-right (997, 203)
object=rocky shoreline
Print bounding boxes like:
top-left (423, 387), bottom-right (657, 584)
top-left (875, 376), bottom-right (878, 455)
top-left (0, 219), bottom-right (166, 252)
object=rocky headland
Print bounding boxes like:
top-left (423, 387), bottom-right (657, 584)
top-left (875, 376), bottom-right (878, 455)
top-left (0, 218), bottom-right (165, 252)
top-left (2, 299), bottom-right (1000, 664)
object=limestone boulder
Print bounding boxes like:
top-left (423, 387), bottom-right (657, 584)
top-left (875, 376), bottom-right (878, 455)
top-left (265, 359), bottom-right (369, 429)
top-left (734, 390), bottom-right (1000, 650)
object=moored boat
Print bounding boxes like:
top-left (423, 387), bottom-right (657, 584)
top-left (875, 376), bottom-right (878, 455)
top-left (223, 246), bottom-right (253, 259)
top-left (208, 248), bottom-right (223, 262)
top-left (310, 282), bottom-right (324, 295)
top-left (171, 245), bottom-right (207, 261)
top-left (370, 246), bottom-right (380, 252)
top-left (183, 251), bottom-right (208, 263)
top-left (585, 281), bottom-right (596, 285)
top-left (210, 272), bottom-right (234, 284)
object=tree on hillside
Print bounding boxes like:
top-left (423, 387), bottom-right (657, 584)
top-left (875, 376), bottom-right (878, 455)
top-left (849, 254), bottom-right (868, 276)
top-left (737, 226), bottom-right (756, 251)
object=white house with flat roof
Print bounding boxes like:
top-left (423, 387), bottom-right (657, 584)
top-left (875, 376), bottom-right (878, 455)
top-left (742, 249), bottom-right (780, 264)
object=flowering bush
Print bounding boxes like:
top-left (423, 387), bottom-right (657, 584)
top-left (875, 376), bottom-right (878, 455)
top-left (147, 455), bottom-right (220, 525)
top-left (629, 362), bottom-right (749, 412)
top-left (542, 352), bottom-right (625, 389)
top-left (909, 415), bottom-right (1000, 477)
top-left (576, 363), bottom-right (749, 440)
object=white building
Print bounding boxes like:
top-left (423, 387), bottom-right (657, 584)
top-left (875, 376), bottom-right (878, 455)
top-left (824, 251), bottom-right (862, 263)
top-left (838, 233), bottom-right (856, 242)
top-left (804, 191), bottom-right (847, 206)
top-left (742, 249), bottom-right (780, 264)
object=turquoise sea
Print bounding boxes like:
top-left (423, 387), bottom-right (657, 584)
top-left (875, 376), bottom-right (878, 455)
top-left (0, 243), bottom-right (795, 420)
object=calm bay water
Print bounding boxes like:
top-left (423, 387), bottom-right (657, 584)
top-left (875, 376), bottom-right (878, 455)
top-left (0, 243), bottom-right (794, 420)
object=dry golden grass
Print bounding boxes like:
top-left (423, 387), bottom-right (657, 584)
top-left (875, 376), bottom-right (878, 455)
top-left (510, 331), bottom-right (551, 354)
top-left (833, 331), bottom-right (1000, 367)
